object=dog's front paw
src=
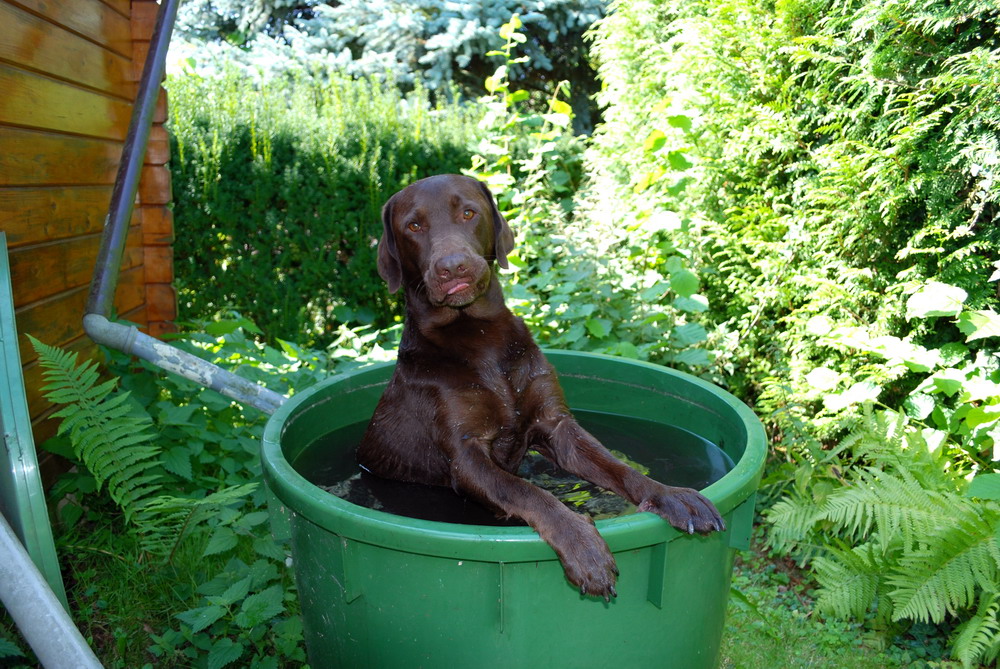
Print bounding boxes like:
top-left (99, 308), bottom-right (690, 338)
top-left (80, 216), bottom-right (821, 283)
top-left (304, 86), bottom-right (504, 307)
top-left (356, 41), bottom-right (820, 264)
top-left (638, 486), bottom-right (725, 534)
top-left (546, 515), bottom-right (619, 601)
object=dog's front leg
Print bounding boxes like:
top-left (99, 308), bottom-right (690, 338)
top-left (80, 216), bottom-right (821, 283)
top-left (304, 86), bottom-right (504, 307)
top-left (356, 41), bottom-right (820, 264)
top-left (447, 438), bottom-right (619, 599)
top-left (529, 414), bottom-right (726, 535)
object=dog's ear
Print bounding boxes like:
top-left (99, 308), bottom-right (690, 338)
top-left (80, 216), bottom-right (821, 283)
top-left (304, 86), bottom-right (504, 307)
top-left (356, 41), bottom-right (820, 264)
top-left (477, 180), bottom-right (515, 268)
top-left (377, 197), bottom-right (402, 293)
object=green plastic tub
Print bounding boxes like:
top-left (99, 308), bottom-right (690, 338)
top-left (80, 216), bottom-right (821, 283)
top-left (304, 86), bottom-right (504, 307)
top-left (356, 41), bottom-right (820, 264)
top-left (261, 350), bottom-right (766, 668)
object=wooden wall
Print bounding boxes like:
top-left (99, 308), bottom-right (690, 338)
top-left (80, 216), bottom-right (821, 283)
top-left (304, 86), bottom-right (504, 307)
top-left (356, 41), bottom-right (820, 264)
top-left (0, 0), bottom-right (176, 447)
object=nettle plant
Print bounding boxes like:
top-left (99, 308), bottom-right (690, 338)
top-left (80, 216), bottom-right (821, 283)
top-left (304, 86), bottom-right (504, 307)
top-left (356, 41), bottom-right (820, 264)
top-left (468, 15), bottom-right (715, 371)
top-left (767, 279), bottom-right (1000, 667)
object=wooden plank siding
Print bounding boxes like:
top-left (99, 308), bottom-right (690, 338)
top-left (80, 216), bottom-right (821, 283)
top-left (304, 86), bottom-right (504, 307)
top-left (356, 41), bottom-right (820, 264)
top-left (0, 0), bottom-right (176, 449)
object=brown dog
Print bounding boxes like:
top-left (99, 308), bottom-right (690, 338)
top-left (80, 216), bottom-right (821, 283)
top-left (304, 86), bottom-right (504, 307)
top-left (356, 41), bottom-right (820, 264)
top-left (358, 174), bottom-right (724, 599)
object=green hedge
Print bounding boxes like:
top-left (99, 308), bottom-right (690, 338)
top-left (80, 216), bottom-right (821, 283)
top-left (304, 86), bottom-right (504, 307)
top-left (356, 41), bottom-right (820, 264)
top-left (167, 71), bottom-right (484, 345)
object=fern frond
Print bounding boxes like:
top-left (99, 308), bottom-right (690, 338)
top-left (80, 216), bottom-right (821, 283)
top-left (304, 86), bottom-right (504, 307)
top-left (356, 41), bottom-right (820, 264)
top-left (29, 335), bottom-right (163, 521)
top-left (134, 483), bottom-right (259, 557)
top-left (952, 591), bottom-right (1000, 669)
top-left (765, 494), bottom-right (827, 552)
top-left (889, 510), bottom-right (1000, 624)
top-left (819, 468), bottom-right (954, 552)
top-left (30, 337), bottom-right (262, 562)
top-left (813, 541), bottom-right (884, 620)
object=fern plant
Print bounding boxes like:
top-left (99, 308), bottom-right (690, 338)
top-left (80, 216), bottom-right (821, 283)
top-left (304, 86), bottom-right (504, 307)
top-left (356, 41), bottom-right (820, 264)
top-left (29, 335), bottom-right (163, 523)
top-left (29, 336), bottom-right (256, 558)
top-left (768, 404), bottom-right (1000, 668)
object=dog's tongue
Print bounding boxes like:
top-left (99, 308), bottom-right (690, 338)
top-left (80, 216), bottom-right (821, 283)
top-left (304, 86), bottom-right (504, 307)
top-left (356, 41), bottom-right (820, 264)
top-left (446, 282), bottom-right (470, 295)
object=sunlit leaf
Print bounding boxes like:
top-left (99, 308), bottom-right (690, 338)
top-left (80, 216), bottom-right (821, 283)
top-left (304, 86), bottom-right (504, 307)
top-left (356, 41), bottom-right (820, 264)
top-left (670, 269), bottom-right (700, 297)
top-left (905, 282), bottom-right (967, 319)
top-left (644, 129), bottom-right (667, 153)
top-left (967, 473), bottom-right (1000, 501)
top-left (667, 114), bottom-right (693, 132)
top-left (957, 310), bottom-right (1000, 342)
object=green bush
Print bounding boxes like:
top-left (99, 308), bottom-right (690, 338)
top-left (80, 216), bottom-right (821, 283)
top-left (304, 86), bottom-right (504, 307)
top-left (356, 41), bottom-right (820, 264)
top-left (586, 0), bottom-right (999, 662)
top-left (167, 70), bottom-right (484, 346)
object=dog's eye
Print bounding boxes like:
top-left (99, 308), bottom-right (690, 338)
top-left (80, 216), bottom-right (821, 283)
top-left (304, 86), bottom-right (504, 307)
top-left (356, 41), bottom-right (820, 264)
top-left (406, 221), bottom-right (421, 232)
top-left (462, 208), bottom-right (476, 221)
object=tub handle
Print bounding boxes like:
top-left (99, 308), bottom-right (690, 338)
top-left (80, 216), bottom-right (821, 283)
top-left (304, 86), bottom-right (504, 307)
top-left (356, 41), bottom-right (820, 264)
top-left (727, 493), bottom-right (756, 552)
top-left (646, 541), bottom-right (670, 608)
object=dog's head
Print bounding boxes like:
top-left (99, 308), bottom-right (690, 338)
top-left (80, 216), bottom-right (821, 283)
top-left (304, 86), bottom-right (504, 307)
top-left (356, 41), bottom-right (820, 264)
top-left (377, 174), bottom-right (515, 308)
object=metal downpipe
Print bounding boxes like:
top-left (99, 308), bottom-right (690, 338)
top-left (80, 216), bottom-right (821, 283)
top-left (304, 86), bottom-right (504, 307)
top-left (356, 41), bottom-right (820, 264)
top-left (82, 0), bottom-right (287, 415)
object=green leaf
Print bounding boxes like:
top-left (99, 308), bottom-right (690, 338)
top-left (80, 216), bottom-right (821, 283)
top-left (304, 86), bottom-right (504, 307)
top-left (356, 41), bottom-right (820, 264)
top-left (670, 323), bottom-right (708, 347)
top-left (162, 447), bottom-right (193, 480)
top-left (965, 405), bottom-right (1000, 429)
top-left (205, 318), bottom-right (257, 336)
top-left (207, 638), bottom-right (244, 669)
top-left (673, 295), bottom-right (709, 313)
top-left (643, 129), bottom-right (667, 153)
top-left (208, 575), bottom-right (253, 607)
top-left (252, 535), bottom-right (286, 560)
top-left (158, 403), bottom-right (197, 426)
top-left (805, 367), bottom-right (841, 391)
top-left (670, 269), bottom-right (700, 297)
top-left (235, 585), bottom-right (285, 629)
top-left (667, 150), bottom-right (693, 170)
top-left (928, 368), bottom-right (967, 397)
top-left (585, 318), bottom-right (611, 339)
top-left (672, 349), bottom-right (712, 367)
top-left (957, 310), bottom-right (1000, 342)
top-left (608, 341), bottom-right (641, 359)
top-left (823, 382), bottom-right (881, 411)
top-left (905, 282), bottom-right (967, 320)
top-left (903, 393), bottom-right (935, 420)
top-left (554, 323), bottom-right (586, 345)
top-left (967, 473), bottom-right (1000, 501)
top-left (0, 637), bottom-right (25, 659)
top-left (204, 526), bottom-right (239, 557)
top-left (667, 114), bottom-right (693, 132)
top-left (176, 604), bottom-right (226, 633)
top-left (639, 281), bottom-right (670, 301)
top-left (550, 99), bottom-right (572, 116)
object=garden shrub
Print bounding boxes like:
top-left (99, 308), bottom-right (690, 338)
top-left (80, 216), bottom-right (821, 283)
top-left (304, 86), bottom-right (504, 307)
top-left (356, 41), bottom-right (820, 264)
top-left (587, 0), bottom-right (999, 662)
top-left (467, 15), bottom-right (715, 368)
top-left (167, 70), bottom-right (484, 346)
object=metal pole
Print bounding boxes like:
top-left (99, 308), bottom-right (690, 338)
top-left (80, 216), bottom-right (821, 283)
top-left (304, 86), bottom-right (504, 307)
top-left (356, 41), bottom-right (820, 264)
top-left (82, 0), bottom-right (287, 414)
top-left (87, 0), bottom-right (182, 317)
top-left (0, 512), bottom-right (102, 669)
top-left (83, 314), bottom-right (286, 414)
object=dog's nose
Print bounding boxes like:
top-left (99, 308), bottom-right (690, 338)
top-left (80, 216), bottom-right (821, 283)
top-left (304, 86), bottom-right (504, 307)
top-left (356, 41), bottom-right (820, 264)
top-left (434, 253), bottom-right (470, 279)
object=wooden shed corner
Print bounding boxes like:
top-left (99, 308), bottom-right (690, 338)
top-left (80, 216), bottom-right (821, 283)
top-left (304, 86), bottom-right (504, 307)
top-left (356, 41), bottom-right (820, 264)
top-left (1, 0), bottom-right (177, 446)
